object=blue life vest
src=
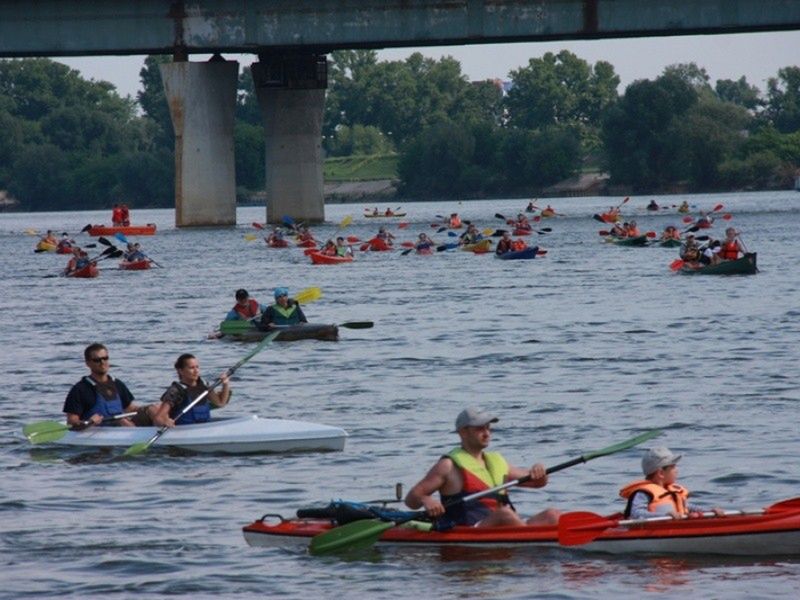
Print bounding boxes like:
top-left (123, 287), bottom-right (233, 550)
top-left (82, 376), bottom-right (124, 423)
top-left (170, 379), bottom-right (212, 425)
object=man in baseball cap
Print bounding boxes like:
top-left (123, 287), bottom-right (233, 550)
top-left (405, 407), bottom-right (560, 529)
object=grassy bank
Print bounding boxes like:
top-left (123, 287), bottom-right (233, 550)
top-left (323, 154), bottom-right (398, 182)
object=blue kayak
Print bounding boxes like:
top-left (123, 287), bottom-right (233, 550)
top-left (495, 246), bottom-right (538, 260)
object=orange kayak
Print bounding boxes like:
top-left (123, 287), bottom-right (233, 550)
top-left (87, 224), bottom-right (157, 236)
top-left (119, 259), bottom-right (151, 271)
top-left (309, 252), bottom-right (354, 265)
top-left (67, 263), bottom-right (99, 278)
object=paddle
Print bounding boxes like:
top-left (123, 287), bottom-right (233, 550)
top-left (722, 213), bottom-right (733, 221)
top-left (592, 214), bottom-right (607, 224)
top-left (123, 331), bottom-right (281, 457)
top-left (252, 222), bottom-right (265, 230)
top-left (558, 496), bottom-right (800, 547)
top-left (308, 429), bottom-right (661, 555)
top-left (244, 233), bottom-right (257, 241)
top-left (339, 321), bottom-right (373, 329)
top-left (436, 243), bottom-right (459, 252)
top-left (669, 258), bottom-right (685, 271)
top-left (35, 243), bottom-right (96, 254)
top-left (81, 224), bottom-right (92, 233)
top-left (23, 412), bottom-right (139, 444)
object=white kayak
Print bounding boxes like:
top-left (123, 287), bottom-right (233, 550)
top-left (52, 415), bottom-right (347, 454)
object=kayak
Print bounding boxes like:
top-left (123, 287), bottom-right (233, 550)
top-left (86, 224), bottom-right (157, 236)
top-left (297, 239), bottom-right (317, 248)
top-left (309, 252), bottom-right (353, 265)
top-left (606, 235), bottom-right (648, 247)
top-left (496, 246), bottom-right (538, 260)
top-left (461, 239), bottom-right (493, 253)
top-left (56, 244), bottom-right (74, 254)
top-left (66, 263), bottom-right (99, 278)
top-left (219, 321), bottom-right (339, 342)
top-left (35, 241), bottom-right (57, 253)
top-left (416, 247), bottom-right (434, 255)
top-left (595, 212), bottom-right (620, 223)
top-left (119, 259), bottom-right (151, 271)
top-left (512, 228), bottom-right (532, 236)
top-left (266, 238), bottom-right (289, 248)
top-left (695, 220), bottom-right (713, 229)
top-left (658, 238), bottom-right (682, 248)
top-left (363, 238), bottom-right (392, 251)
top-left (540, 209), bottom-right (556, 218)
top-left (364, 212), bottom-right (407, 218)
top-left (680, 252), bottom-right (757, 275)
top-left (242, 503), bottom-right (800, 555)
top-left (48, 415), bottom-right (347, 454)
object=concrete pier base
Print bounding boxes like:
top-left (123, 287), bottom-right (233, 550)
top-left (161, 60), bottom-right (239, 227)
top-left (252, 55), bottom-right (327, 225)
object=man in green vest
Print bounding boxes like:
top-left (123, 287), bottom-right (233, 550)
top-left (405, 407), bottom-right (560, 528)
top-left (260, 287), bottom-right (308, 329)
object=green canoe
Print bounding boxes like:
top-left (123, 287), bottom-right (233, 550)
top-left (218, 320), bottom-right (339, 342)
top-left (658, 238), bottom-right (682, 248)
top-left (680, 253), bottom-right (758, 275)
top-left (606, 234), bottom-right (649, 247)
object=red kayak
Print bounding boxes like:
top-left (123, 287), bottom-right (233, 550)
top-left (297, 239), bottom-right (317, 248)
top-left (243, 498), bottom-right (800, 556)
top-left (309, 252), bottom-right (354, 265)
top-left (266, 238), bottom-right (289, 248)
top-left (56, 244), bottom-right (74, 254)
top-left (66, 263), bottom-right (99, 278)
top-left (86, 224), bottom-right (157, 236)
top-left (512, 228), bottom-right (532, 236)
top-left (119, 259), bottom-right (151, 271)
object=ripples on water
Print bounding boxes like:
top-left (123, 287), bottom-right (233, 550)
top-left (1, 192), bottom-right (799, 598)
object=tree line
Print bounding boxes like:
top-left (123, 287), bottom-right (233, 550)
top-left (1, 51), bottom-right (799, 210)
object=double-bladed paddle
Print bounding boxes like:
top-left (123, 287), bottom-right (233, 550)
top-left (23, 412), bottom-right (140, 444)
top-left (557, 496), bottom-right (800, 547)
top-left (308, 429), bottom-right (661, 555)
top-left (123, 330), bottom-right (281, 457)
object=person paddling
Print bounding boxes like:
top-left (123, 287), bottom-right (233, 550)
top-left (153, 354), bottom-right (231, 428)
top-left (56, 233), bottom-right (74, 253)
top-left (335, 236), bottom-right (353, 257)
top-left (225, 288), bottom-right (268, 321)
top-left (405, 407), bottom-right (560, 528)
top-left (719, 227), bottom-right (746, 261)
top-left (620, 447), bottom-right (724, 519)
top-left (40, 230), bottom-right (58, 246)
top-left (64, 247), bottom-right (91, 275)
top-left (260, 287), bottom-right (308, 329)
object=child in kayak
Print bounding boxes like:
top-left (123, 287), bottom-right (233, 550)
top-left (620, 447), bottom-right (724, 519)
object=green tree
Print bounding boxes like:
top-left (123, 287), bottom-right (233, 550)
top-left (715, 76), bottom-right (762, 110)
top-left (765, 66), bottom-right (800, 133)
top-left (138, 55), bottom-right (174, 148)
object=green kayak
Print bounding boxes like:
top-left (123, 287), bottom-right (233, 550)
top-left (680, 253), bottom-right (758, 275)
top-left (606, 234), bottom-right (649, 247)
top-left (658, 238), bottom-right (682, 248)
top-left (218, 320), bottom-right (339, 342)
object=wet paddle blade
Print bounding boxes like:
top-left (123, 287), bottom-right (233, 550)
top-left (339, 215), bottom-right (353, 229)
top-left (339, 321), bottom-right (374, 329)
top-left (114, 232), bottom-right (129, 245)
top-left (122, 441), bottom-right (150, 457)
top-left (670, 259), bottom-right (685, 272)
top-left (295, 287), bottom-right (322, 304)
top-left (581, 429), bottom-right (662, 462)
top-left (309, 519), bottom-right (395, 556)
top-left (23, 420), bottom-right (68, 442)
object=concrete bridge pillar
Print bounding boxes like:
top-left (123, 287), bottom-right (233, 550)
top-left (251, 54), bottom-right (327, 225)
top-left (160, 59), bottom-right (239, 227)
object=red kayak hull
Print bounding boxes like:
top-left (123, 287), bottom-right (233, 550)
top-left (512, 228), bottom-right (532, 236)
top-left (309, 252), bottom-right (354, 265)
top-left (297, 240), bottom-right (317, 248)
top-left (119, 259), bottom-right (151, 271)
top-left (266, 239), bottom-right (289, 248)
top-left (67, 264), bottom-right (99, 278)
top-left (87, 224), bottom-right (157, 236)
top-left (243, 507), bottom-right (800, 556)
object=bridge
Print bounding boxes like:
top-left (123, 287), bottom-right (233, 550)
top-left (2, 1), bottom-right (799, 225)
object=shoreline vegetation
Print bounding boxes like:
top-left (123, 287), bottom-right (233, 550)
top-left (1, 51), bottom-right (799, 212)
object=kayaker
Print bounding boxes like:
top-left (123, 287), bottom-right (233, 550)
top-left (526, 201), bottom-right (536, 212)
top-left (56, 233), bottom-right (74, 253)
top-left (696, 211), bottom-right (714, 228)
top-left (63, 343), bottom-right (156, 428)
top-left (495, 231), bottom-right (514, 255)
top-left (405, 407), bottom-right (560, 528)
top-left (64, 247), bottom-right (90, 275)
top-left (126, 243), bottom-right (146, 262)
top-left (459, 223), bottom-right (482, 244)
top-left (448, 213), bottom-right (462, 228)
top-left (260, 287), bottom-right (308, 329)
top-left (679, 234), bottom-right (701, 266)
top-left (678, 200), bottom-right (690, 213)
top-left (41, 230), bottom-right (58, 246)
top-left (647, 200), bottom-right (659, 211)
top-left (625, 220), bottom-right (641, 237)
top-left (335, 236), bottom-right (353, 257)
top-left (320, 239), bottom-right (337, 256)
top-left (620, 447), bottom-right (724, 519)
top-left (267, 227), bottom-right (285, 246)
top-left (376, 226), bottom-right (395, 244)
top-left (111, 204), bottom-right (123, 226)
top-left (225, 288), bottom-right (268, 321)
top-left (719, 227), bottom-right (746, 261)
top-left (384, 207), bottom-right (394, 216)
top-left (610, 222), bottom-right (627, 238)
top-left (513, 214), bottom-right (531, 231)
top-left (415, 232), bottom-right (435, 251)
top-left (661, 226), bottom-right (681, 241)
top-left (120, 203), bottom-right (130, 226)
top-left (153, 353), bottom-right (231, 428)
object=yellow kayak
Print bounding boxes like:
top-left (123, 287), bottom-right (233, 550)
top-left (461, 239), bottom-right (493, 253)
top-left (36, 241), bottom-right (57, 253)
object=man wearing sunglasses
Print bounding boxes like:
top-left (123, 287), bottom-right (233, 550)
top-left (62, 343), bottom-right (154, 428)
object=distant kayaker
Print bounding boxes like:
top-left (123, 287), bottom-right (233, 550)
top-left (625, 220), bottom-right (641, 237)
top-left (320, 239), bottom-right (337, 256)
top-left (41, 230), bottom-right (58, 245)
top-left (620, 447), bottom-right (724, 519)
top-left (526, 201), bottom-right (536, 212)
top-left (153, 353), bottom-right (231, 428)
top-left (63, 343), bottom-right (156, 428)
top-left (719, 227), bottom-right (746, 261)
top-left (297, 226), bottom-right (316, 246)
top-left (678, 200), bottom-right (690, 213)
top-left (376, 226), bottom-right (395, 244)
top-left (696, 211), bottom-right (714, 228)
top-left (64, 247), bottom-right (90, 275)
top-left (267, 228), bottom-right (285, 246)
top-left (513, 213), bottom-right (531, 231)
top-left (226, 288), bottom-right (268, 321)
top-left (647, 200), bottom-right (659, 211)
top-left (56, 233), bottom-right (74, 252)
top-left (459, 223), bottom-right (482, 245)
top-left (415, 232), bottom-right (435, 251)
top-left (120, 203), bottom-right (130, 226)
top-left (260, 287), bottom-right (308, 329)
top-left (495, 231), bottom-right (514, 255)
top-left (405, 407), bottom-right (560, 528)
top-left (112, 204), bottom-right (123, 226)
top-left (335, 236), bottom-right (353, 257)
top-left (661, 226), bottom-right (681, 241)
top-left (448, 213), bottom-right (462, 228)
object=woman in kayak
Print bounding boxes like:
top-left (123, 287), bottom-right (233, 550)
top-left (719, 227), bottom-right (746, 261)
top-left (320, 239), bottom-right (337, 256)
top-left (154, 354), bottom-right (231, 427)
top-left (620, 447), bottom-right (724, 519)
top-left (260, 287), bottom-right (308, 329)
top-left (660, 225), bottom-right (681, 241)
top-left (225, 288), bottom-right (268, 321)
top-left (405, 407), bottom-right (560, 528)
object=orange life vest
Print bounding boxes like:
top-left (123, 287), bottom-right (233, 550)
top-left (619, 480), bottom-right (689, 518)
top-left (232, 299), bottom-right (260, 319)
top-left (719, 240), bottom-right (739, 260)
top-left (449, 216), bottom-right (462, 228)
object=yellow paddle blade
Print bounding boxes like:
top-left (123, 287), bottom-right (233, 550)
top-left (243, 233), bottom-right (257, 241)
top-left (482, 228), bottom-right (494, 236)
top-left (339, 215), bottom-right (353, 229)
top-left (24, 228), bottom-right (38, 236)
top-left (294, 287), bottom-right (322, 304)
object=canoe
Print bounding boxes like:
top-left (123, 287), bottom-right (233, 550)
top-left (86, 224), bottom-right (157, 236)
top-left (48, 415), bottom-right (347, 454)
top-left (364, 212), bottom-right (407, 218)
top-left (680, 252), bottom-right (757, 275)
top-left (219, 321), bottom-right (339, 342)
top-left (309, 252), bottom-right (353, 265)
top-left (461, 239), bottom-right (493, 253)
top-left (606, 235), bottom-right (648, 247)
top-left (35, 241), bottom-right (57, 253)
top-left (495, 246), bottom-right (538, 260)
top-left (66, 263), bottom-right (99, 278)
top-left (242, 503), bottom-right (800, 555)
top-left (119, 259), bottom-right (151, 271)
top-left (658, 238), bottom-right (682, 248)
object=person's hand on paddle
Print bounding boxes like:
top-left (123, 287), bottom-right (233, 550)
top-left (526, 463), bottom-right (548, 488)
top-left (420, 496), bottom-right (446, 518)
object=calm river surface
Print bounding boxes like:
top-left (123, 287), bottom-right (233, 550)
top-left (1, 192), bottom-right (799, 598)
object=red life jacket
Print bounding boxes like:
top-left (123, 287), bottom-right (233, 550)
top-left (232, 299), bottom-right (260, 319)
top-left (719, 240), bottom-right (739, 260)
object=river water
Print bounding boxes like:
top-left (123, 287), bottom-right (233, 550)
top-left (1, 192), bottom-right (798, 598)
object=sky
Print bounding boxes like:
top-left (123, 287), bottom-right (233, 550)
top-left (55, 30), bottom-right (800, 100)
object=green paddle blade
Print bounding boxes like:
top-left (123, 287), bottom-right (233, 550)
top-left (219, 320), bottom-right (256, 335)
top-left (339, 321), bottom-right (374, 329)
top-left (23, 421), bottom-right (70, 444)
top-left (582, 429), bottom-right (662, 462)
top-left (122, 441), bottom-right (150, 457)
top-left (309, 519), bottom-right (396, 556)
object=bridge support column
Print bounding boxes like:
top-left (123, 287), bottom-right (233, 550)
top-left (251, 54), bottom-right (327, 224)
top-left (161, 59), bottom-right (239, 227)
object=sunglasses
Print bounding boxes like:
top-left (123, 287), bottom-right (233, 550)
top-left (90, 356), bottom-right (110, 363)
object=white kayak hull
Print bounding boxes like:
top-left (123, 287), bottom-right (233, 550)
top-left (54, 415), bottom-right (347, 454)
